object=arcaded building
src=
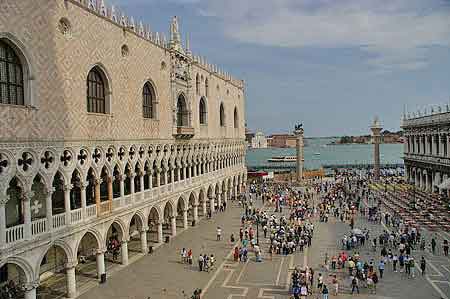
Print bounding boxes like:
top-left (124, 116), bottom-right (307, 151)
top-left (402, 108), bottom-right (450, 194)
top-left (0, 1), bottom-right (246, 298)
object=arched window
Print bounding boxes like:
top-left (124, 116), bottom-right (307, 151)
top-left (205, 78), bottom-right (209, 97)
top-left (199, 97), bottom-right (207, 125)
top-left (87, 67), bottom-right (106, 114)
top-left (0, 40), bottom-right (24, 105)
top-left (195, 74), bottom-right (200, 95)
top-left (177, 94), bottom-right (188, 127)
top-left (234, 107), bottom-right (239, 128)
top-left (220, 103), bottom-right (225, 127)
top-left (143, 82), bottom-right (155, 119)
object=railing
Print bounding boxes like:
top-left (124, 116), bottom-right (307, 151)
top-left (135, 192), bottom-right (144, 202)
top-left (6, 224), bottom-right (24, 244)
top-left (31, 218), bottom-right (47, 236)
top-left (52, 214), bottom-right (66, 229)
top-left (70, 209), bottom-right (83, 224)
top-left (144, 190), bottom-right (152, 200)
top-left (112, 197), bottom-right (122, 210)
top-left (124, 194), bottom-right (132, 206)
top-left (86, 205), bottom-right (97, 219)
top-left (99, 201), bottom-right (110, 215)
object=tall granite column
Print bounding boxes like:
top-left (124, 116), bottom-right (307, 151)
top-left (370, 117), bottom-right (383, 181)
top-left (293, 125), bottom-right (304, 182)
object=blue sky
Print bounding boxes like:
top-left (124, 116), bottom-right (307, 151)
top-left (111, 0), bottom-right (450, 137)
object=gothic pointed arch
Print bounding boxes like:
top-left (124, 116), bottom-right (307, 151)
top-left (199, 97), bottom-right (207, 125)
top-left (219, 102), bottom-right (225, 127)
top-left (177, 94), bottom-right (188, 127)
top-left (234, 106), bottom-right (239, 128)
top-left (142, 81), bottom-right (157, 119)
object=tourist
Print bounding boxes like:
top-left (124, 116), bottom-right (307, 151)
top-left (378, 260), bottom-right (385, 279)
top-left (409, 257), bottom-right (415, 278)
top-left (187, 249), bottom-right (193, 265)
top-left (420, 256), bottom-right (426, 275)
top-left (331, 275), bottom-right (338, 295)
top-left (372, 272), bottom-right (379, 294)
top-left (181, 248), bottom-right (187, 263)
top-left (198, 254), bottom-right (204, 271)
top-left (351, 275), bottom-right (359, 294)
top-left (392, 254), bottom-right (398, 272)
top-left (322, 285), bottom-right (329, 299)
top-left (317, 273), bottom-right (323, 292)
top-left (217, 226), bottom-right (222, 241)
top-left (234, 247), bottom-right (239, 262)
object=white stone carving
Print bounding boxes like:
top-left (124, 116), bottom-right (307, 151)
top-left (100, 0), bottom-right (107, 17)
top-left (111, 5), bottom-right (117, 22)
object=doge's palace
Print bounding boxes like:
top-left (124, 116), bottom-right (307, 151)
top-left (0, 1), bottom-right (246, 298)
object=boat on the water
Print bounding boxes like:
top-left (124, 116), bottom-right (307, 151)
top-left (314, 152), bottom-right (321, 156)
top-left (267, 156), bottom-right (303, 162)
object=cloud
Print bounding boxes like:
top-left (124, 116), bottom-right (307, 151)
top-left (190, 0), bottom-right (450, 70)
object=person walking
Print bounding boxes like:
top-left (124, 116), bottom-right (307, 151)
top-left (217, 227), bottom-right (222, 241)
top-left (378, 260), bottom-right (385, 279)
top-left (351, 276), bottom-right (359, 294)
top-left (322, 285), bottom-right (329, 299)
top-left (420, 256), bottom-right (426, 275)
top-left (393, 254), bottom-right (398, 272)
top-left (198, 254), bottom-right (204, 271)
top-left (410, 257), bottom-right (415, 278)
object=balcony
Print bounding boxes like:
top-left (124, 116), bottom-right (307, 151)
top-left (173, 126), bottom-right (195, 139)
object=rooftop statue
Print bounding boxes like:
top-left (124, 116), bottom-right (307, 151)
top-left (171, 16), bottom-right (179, 36)
top-left (294, 123), bottom-right (303, 131)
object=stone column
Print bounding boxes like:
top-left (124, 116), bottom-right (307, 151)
top-left (157, 222), bottom-right (163, 243)
top-left (95, 179), bottom-right (101, 215)
top-left (0, 196), bottom-right (7, 247)
top-left (140, 228), bottom-right (148, 254)
top-left (96, 251), bottom-right (106, 279)
top-left (66, 264), bottom-right (77, 298)
top-left (107, 177), bottom-right (113, 211)
top-left (171, 216), bottom-right (177, 236)
top-left (210, 196), bottom-right (215, 213)
top-left (156, 170), bottom-right (161, 187)
top-left (193, 164), bottom-right (197, 177)
top-left (294, 126), bottom-right (304, 181)
top-left (193, 205), bottom-right (198, 222)
top-left (171, 169), bottom-right (175, 183)
top-left (202, 200), bottom-right (207, 216)
top-left (148, 171), bottom-right (153, 189)
top-left (370, 118), bottom-right (382, 181)
top-left (23, 282), bottom-right (37, 299)
top-left (121, 240), bottom-right (129, 265)
top-left (431, 134), bottom-right (436, 156)
top-left (164, 170), bottom-right (168, 185)
top-left (187, 166), bottom-right (191, 179)
top-left (120, 175), bottom-right (125, 197)
top-left (130, 174), bottom-right (136, 194)
top-left (80, 183), bottom-right (87, 219)
top-left (140, 173), bottom-right (145, 192)
top-left (45, 188), bottom-right (54, 231)
top-left (182, 167), bottom-right (186, 180)
top-left (64, 184), bottom-right (72, 225)
top-left (217, 193), bottom-right (222, 209)
top-left (183, 210), bottom-right (188, 228)
top-left (234, 185), bottom-right (238, 200)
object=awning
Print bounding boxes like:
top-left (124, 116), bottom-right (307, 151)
top-left (438, 178), bottom-right (450, 189)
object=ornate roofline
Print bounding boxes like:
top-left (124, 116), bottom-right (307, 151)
top-left (67, 0), bottom-right (244, 90)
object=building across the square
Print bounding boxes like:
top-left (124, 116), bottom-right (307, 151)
top-left (402, 106), bottom-right (450, 195)
top-left (0, 1), bottom-right (246, 298)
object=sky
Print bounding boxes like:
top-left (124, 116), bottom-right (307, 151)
top-left (111, 0), bottom-right (450, 137)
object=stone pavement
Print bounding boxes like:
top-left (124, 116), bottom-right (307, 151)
top-left (72, 191), bottom-right (448, 299)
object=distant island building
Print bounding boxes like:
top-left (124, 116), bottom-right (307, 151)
top-left (330, 130), bottom-right (403, 145)
top-left (267, 134), bottom-right (298, 148)
top-left (402, 106), bottom-right (450, 194)
top-left (251, 132), bottom-right (268, 148)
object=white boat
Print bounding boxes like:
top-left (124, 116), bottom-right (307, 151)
top-left (267, 156), bottom-right (304, 162)
top-left (314, 152), bottom-right (321, 156)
